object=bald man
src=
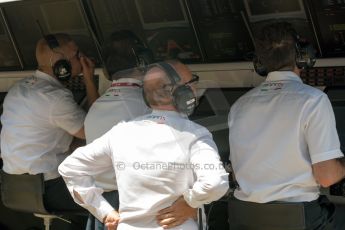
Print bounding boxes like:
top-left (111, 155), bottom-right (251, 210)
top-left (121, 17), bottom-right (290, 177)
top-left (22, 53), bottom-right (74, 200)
top-left (1, 34), bottom-right (98, 218)
top-left (59, 60), bottom-right (229, 230)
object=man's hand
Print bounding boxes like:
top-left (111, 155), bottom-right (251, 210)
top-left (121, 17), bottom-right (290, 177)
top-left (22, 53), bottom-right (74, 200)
top-left (80, 56), bottom-right (95, 80)
top-left (79, 55), bottom-right (99, 107)
top-left (104, 210), bottom-right (120, 230)
top-left (156, 196), bottom-right (197, 229)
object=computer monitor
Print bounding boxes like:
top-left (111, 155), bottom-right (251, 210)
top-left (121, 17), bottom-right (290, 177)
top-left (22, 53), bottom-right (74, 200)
top-left (40, 0), bottom-right (88, 34)
top-left (309, 0), bottom-right (345, 57)
top-left (135, 0), bottom-right (189, 30)
top-left (244, 0), bottom-right (306, 22)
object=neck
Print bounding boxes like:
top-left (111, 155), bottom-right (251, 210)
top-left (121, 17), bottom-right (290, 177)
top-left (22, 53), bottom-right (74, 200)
top-left (38, 66), bottom-right (56, 79)
top-left (292, 66), bottom-right (301, 76)
top-left (150, 104), bottom-right (177, 112)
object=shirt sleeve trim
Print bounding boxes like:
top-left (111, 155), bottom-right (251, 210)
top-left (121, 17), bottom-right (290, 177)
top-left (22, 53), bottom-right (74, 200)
top-left (311, 149), bottom-right (344, 164)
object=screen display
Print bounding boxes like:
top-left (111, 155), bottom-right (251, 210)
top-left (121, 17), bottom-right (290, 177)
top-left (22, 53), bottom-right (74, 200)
top-left (246, 0), bottom-right (302, 16)
top-left (187, 0), bottom-right (254, 62)
top-left (3, 0), bottom-right (100, 68)
top-left (0, 19), bottom-right (20, 69)
top-left (310, 0), bottom-right (345, 57)
top-left (89, 0), bottom-right (202, 64)
top-left (135, 0), bottom-right (186, 25)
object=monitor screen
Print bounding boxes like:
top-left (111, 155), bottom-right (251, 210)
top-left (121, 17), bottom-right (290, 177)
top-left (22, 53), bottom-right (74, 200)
top-left (244, 0), bottom-right (305, 22)
top-left (0, 19), bottom-right (20, 69)
top-left (135, 0), bottom-right (188, 29)
top-left (3, 0), bottom-right (100, 68)
top-left (310, 0), bottom-right (345, 57)
top-left (186, 0), bottom-right (254, 62)
top-left (40, 1), bottom-right (87, 34)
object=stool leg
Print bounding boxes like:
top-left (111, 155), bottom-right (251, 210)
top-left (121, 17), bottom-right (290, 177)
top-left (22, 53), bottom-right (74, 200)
top-left (43, 217), bottom-right (52, 230)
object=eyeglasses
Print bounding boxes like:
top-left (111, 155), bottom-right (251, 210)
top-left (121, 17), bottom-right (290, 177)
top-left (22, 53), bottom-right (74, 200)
top-left (185, 74), bottom-right (199, 86)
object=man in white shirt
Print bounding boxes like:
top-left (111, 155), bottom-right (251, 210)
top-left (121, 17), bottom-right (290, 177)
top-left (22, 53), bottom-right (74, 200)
top-left (0, 34), bottom-right (99, 218)
top-left (228, 22), bottom-right (345, 229)
top-left (84, 30), bottom-right (152, 230)
top-left (59, 60), bottom-right (229, 230)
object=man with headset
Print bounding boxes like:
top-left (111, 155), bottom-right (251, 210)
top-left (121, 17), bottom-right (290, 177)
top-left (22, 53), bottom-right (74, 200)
top-left (85, 31), bottom-right (199, 230)
top-left (1, 33), bottom-right (99, 225)
top-left (228, 22), bottom-right (345, 229)
top-left (59, 60), bottom-right (229, 229)
top-left (83, 30), bottom-right (152, 230)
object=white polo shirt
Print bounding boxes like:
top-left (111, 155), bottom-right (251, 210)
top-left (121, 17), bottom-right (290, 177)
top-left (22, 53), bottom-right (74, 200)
top-left (59, 110), bottom-right (229, 228)
top-left (229, 71), bottom-right (343, 203)
top-left (84, 78), bottom-right (151, 191)
top-left (1, 70), bottom-right (85, 180)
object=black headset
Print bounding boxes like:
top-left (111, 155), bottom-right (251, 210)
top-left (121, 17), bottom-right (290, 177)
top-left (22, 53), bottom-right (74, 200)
top-left (45, 34), bottom-right (72, 81)
top-left (143, 62), bottom-right (197, 116)
top-left (253, 32), bottom-right (316, 77)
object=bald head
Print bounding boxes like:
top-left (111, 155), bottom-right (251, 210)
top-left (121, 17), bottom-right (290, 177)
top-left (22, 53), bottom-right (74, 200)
top-left (143, 60), bottom-right (194, 109)
top-left (36, 33), bottom-right (77, 68)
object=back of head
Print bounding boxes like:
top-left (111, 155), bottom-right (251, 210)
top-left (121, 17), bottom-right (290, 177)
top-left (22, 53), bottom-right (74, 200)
top-left (103, 30), bottom-right (153, 78)
top-left (255, 22), bottom-right (296, 73)
top-left (143, 60), bottom-right (196, 115)
top-left (36, 33), bottom-right (73, 66)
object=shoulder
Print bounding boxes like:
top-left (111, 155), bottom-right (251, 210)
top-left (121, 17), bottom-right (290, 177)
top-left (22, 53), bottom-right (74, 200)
top-left (297, 83), bottom-right (325, 98)
top-left (181, 118), bottom-right (213, 138)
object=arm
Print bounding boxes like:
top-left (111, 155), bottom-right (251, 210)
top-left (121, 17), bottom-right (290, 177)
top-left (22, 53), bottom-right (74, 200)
top-left (80, 56), bottom-right (99, 108)
top-left (51, 92), bottom-right (87, 139)
top-left (183, 134), bottom-right (229, 208)
top-left (312, 158), bottom-right (345, 187)
top-left (58, 129), bottom-right (116, 222)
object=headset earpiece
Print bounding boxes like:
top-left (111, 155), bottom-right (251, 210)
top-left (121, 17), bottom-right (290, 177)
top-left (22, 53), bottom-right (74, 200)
top-left (45, 34), bottom-right (72, 81)
top-left (294, 37), bottom-right (316, 69)
top-left (53, 59), bottom-right (72, 81)
top-left (253, 54), bottom-right (268, 77)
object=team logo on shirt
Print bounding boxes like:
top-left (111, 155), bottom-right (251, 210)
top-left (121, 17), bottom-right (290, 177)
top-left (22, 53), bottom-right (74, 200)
top-left (261, 82), bottom-right (284, 91)
top-left (147, 115), bottom-right (166, 124)
top-left (25, 76), bottom-right (38, 86)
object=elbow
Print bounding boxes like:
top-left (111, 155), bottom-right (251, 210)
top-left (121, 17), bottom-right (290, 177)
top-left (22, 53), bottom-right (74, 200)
top-left (314, 175), bottom-right (336, 188)
top-left (58, 161), bottom-right (69, 178)
top-left (202, 175), bottom-right (229, 198)
top-left (317, 179), bottom-right (333, 188)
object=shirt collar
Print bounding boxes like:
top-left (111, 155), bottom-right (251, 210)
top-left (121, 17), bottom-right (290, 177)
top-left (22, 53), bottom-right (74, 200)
top-left (112, 78), bottom-right (142, 85)
top-left (34, 70), bottom-right (63, 87)
top-left (151, 109), bottom-right (187, 118)
top-left (266, 71), bottom-right (303, 83)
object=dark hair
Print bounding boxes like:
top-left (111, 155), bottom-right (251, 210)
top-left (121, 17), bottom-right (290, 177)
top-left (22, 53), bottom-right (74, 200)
top-left (103, 30), bottom-right (154, 78)
top-left (255, 22), bottom-right (296, 73)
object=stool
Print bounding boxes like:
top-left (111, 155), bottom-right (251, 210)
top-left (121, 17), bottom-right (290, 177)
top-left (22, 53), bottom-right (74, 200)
top-left (0, 170), bottom-right (73, 230)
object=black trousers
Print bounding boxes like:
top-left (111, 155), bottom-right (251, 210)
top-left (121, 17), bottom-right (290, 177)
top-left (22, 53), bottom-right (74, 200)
top-left (43, 177), bottom-right (87, 230)
top-left (228, 196), bottom-right (335, 230)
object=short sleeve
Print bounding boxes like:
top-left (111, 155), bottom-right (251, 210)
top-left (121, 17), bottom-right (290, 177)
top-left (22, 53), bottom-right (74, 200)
top-left (304, 94), bottom-right (343, 164)
top-left (50, 92), bottom-right (86, 135)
